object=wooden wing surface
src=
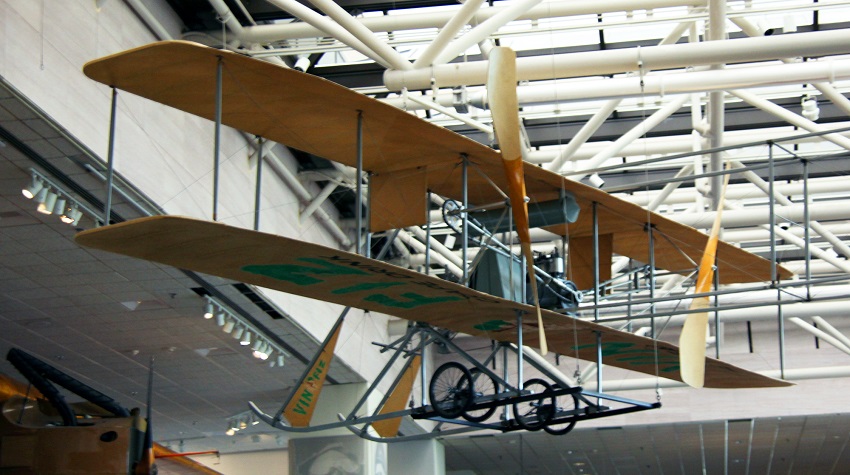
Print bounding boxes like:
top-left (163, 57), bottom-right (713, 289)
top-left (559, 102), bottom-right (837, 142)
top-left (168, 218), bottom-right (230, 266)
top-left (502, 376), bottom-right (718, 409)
top-left (83, 41), bottom-right (792, 287)
top-left (76, 216), bottom-right (789, 389)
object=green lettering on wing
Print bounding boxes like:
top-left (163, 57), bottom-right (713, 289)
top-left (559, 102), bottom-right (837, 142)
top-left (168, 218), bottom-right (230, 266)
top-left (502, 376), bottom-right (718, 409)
top-left (574, 341), bottom-right (679, 372)
top-left (242, 258), bottom-right (368, 286)
top-left (364, 292), bottom-right (461, 309)
top-left (333, 282), bottom-right (404, 294)
top-left (473, 320), bottom-right (516, 332)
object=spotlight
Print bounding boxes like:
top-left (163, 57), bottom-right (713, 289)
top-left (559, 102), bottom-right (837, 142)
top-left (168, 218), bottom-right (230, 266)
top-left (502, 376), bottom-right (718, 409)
top-left (226, 427), bottom-right (236, 436)
top-left (588, 173), bottom-right (605, 188)
top-left (252, 339), bottom-right (264, 352)
top-left (232, 326), bottom-right (244, 340)
top-left (203, 301), bottom-right (214, 319)
top-left (33, 187), bottom-right (48, 203)
top-left (240, 331), bottom-right (252, 346)
top-left (801, 95), bottom-right (819, 121)
top-left (37, 190), bottom-right (58, 214)
top-left (22, 176), bottom-right (44, 199)
top-left (52, 198), bottom-right (66, 216)
top-left (215, 311), bottom-right (226, 327)
top-left (61, 206), bottom-right (83, 225)
top-left (276, 355), bottom-right (285, 368)
top-left (222, 318), bottom-right (236, 333)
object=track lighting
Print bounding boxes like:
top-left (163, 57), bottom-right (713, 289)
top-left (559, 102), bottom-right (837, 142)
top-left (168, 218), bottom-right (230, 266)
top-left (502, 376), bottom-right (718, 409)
top-left (801, 95), bottom-right (819, 121)
top-left (52, 198), bottom-right (66, 216)
top-left (22, 176), bottom-right (44, 199)
top-left (203, 299), bottom-right (214, 319)
top-left (201, 297), bottom-right (287, 367)
top-left (37, 190), bottom-right (58, 214)
top-left (23, 170), bottom-right (97, 226)
top-left (588, 173), bottom-right (605, 188)
top-left (61, 206), bottom-right (83, 225)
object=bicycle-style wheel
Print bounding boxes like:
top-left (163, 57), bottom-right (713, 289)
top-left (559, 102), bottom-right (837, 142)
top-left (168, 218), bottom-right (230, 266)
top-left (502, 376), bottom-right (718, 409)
top-left (543, 385), bottom-right (580, 435)
top-left (512, 378), bottom-right (555, 431)
top-left (429, 362), bottom-right (473, 419)
top-left (462, 368), bottom-right (499, 422)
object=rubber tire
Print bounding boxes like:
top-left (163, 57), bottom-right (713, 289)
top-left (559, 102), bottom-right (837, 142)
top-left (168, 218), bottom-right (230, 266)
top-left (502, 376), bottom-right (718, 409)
top-left (512, 378), bottom-right (555, 431)
top-left (462, 368), bottom-right (499, 422)
top-left (429, 362), bottom-right (473, 419)
top-left (543, 385), bottom-right (579, 435)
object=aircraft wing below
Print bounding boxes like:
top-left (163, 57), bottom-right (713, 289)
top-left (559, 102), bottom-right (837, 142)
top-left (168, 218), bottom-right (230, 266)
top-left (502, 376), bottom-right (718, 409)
top-left (82, 41), bottom-right (792, 288)
top-left (76, 216), bottom-right (791, 389)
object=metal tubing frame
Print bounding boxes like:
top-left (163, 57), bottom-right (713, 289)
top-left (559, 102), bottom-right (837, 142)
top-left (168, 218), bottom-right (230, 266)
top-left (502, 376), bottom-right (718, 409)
top-left (253, 136), bottom-right (263, 230)
top-left (768, 142), bottom-right (787, 379)
top-left (104, 87), bottom-right (118, 224)
top-left (213, 56), bottom-right (223, 221)
top-left (356, 110), bottom-right (364, 255)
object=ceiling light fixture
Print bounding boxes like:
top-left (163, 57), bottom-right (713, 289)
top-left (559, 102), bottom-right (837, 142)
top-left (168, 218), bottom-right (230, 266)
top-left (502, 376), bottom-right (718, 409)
top-left (23, 169), bottom-right (99, 226)
top-left (37, 190), bottom-right (58, 214)
top-left (22, 176), bottom-right (44, 199)
top-left (201, 297), bottom-right (287, 367)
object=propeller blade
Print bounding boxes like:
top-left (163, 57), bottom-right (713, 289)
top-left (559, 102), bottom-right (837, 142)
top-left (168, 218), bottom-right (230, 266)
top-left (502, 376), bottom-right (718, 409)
top-left (134, 356), bottom-right (155, 475)
top-left (488, 46), bottom-right (547, 355)
top-left (679, 169), bottom-right (731, 387)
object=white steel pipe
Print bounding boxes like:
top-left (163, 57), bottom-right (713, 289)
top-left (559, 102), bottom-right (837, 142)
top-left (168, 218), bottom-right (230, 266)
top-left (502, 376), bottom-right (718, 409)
top-left (384, 58), bottom-right (850, 110)
top-left (309, 0), bottom-right (413, 71)
top-left (729, 160), bottom-right (850, 259)
top-left (527, 124), bottom-right (850, 163)
top-left (300, 181), bottom-right (339, 222)
top-left (789, 317), bottom-right (850, 356)
top-left (263, 145), bottom-right (352, 247)
top-left (729, 89), bottom-right (850, 151)
top-left (546, 99), bottom-right (622, 172)
top-left (407, 226), bottom-right (464, 268)
top-left (384, 29), bottom-right (850, 90)
top-left (404, 92), bottom-right (493, 134)
top-left (265, 0), bottom-right (393, 69)
top-left (397, 229), bottom-right (464, 277)
top-left (624, 175), bottom-right (850, 207)
top-left (669, 202), bottom-right (850, 231)
top-left (570, 95), bottom-right (690, 182)
top-left (431, 0), bottom-right (545, 65)
top-left (412, 0), bottom-right (488, 68)
top-left (231, 0), bottom-right (702, 42)
top-left (812, 316), bottom-right (850, 352)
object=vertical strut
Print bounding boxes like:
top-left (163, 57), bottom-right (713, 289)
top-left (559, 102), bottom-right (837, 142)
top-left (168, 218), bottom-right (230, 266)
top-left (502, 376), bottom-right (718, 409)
top-left (254, 136), bottom-right (263, 231)
top-left (213, 56), bottom-right (223, 221)
top-left (104, 87), bottom-right (118, 225)
top-left (356, 111), bottom-right (364, 255)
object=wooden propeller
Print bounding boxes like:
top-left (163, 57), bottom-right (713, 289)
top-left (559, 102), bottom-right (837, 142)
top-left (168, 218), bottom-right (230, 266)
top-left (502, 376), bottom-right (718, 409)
top-left (488, 46), bottom-right (547, 355)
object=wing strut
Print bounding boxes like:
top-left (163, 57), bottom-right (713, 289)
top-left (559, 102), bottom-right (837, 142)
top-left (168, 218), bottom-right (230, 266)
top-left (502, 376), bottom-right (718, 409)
top-left (488, 46), bottom-right (547, 354)
top-left (678, 167), bottom-right (731, 388)
top-left (275, 308), bottom-right (348, 426)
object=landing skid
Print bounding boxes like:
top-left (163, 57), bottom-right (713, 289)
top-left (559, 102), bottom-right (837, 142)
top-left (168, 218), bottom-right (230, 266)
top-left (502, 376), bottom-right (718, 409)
top-left (250, 321), bottom-right (660, 442)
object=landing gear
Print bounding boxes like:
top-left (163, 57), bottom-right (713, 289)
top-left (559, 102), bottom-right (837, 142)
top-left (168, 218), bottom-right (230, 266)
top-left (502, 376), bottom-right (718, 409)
top-left (512, 378), bottom-right (555, 431)
top-left (462, 368), bottom-right (499, 423)
top-left (429, 362), bottom-right (472, 419)
top-left (543, 384), bottom-right (579, 435)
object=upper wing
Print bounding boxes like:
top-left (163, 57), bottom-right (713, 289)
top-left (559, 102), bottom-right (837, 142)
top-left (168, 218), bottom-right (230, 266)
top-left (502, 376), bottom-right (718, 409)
top-left (76, 216), bottom-right (790, 389)
top-left (82, 41), bottom-right (793, 288)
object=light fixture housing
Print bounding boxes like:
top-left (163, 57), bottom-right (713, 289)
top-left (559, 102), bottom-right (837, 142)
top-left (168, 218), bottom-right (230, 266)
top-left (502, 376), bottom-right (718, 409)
top-left (222, 319), bottom-right (236, 333)
top-left (203, 300), bottom-right (214, 319)
top-left (61, 206), bottom-right (83, 225)
top-left (215, 311), bottom-right (226, 327)
top-left (52, 198), bottom-right (66, 216)
top-left (22, 177), bottom-right (44, 199)
top-left (37, 190), bottom-right (58, 214)
top-left (240, 331), bottom-right (252, 346)
top-left (232, 326), bottom-right (244, 340)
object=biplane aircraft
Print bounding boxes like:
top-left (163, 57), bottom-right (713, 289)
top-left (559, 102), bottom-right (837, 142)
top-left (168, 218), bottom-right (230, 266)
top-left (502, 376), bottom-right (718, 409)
top-left (75, 41), bottom-right (793, 441)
